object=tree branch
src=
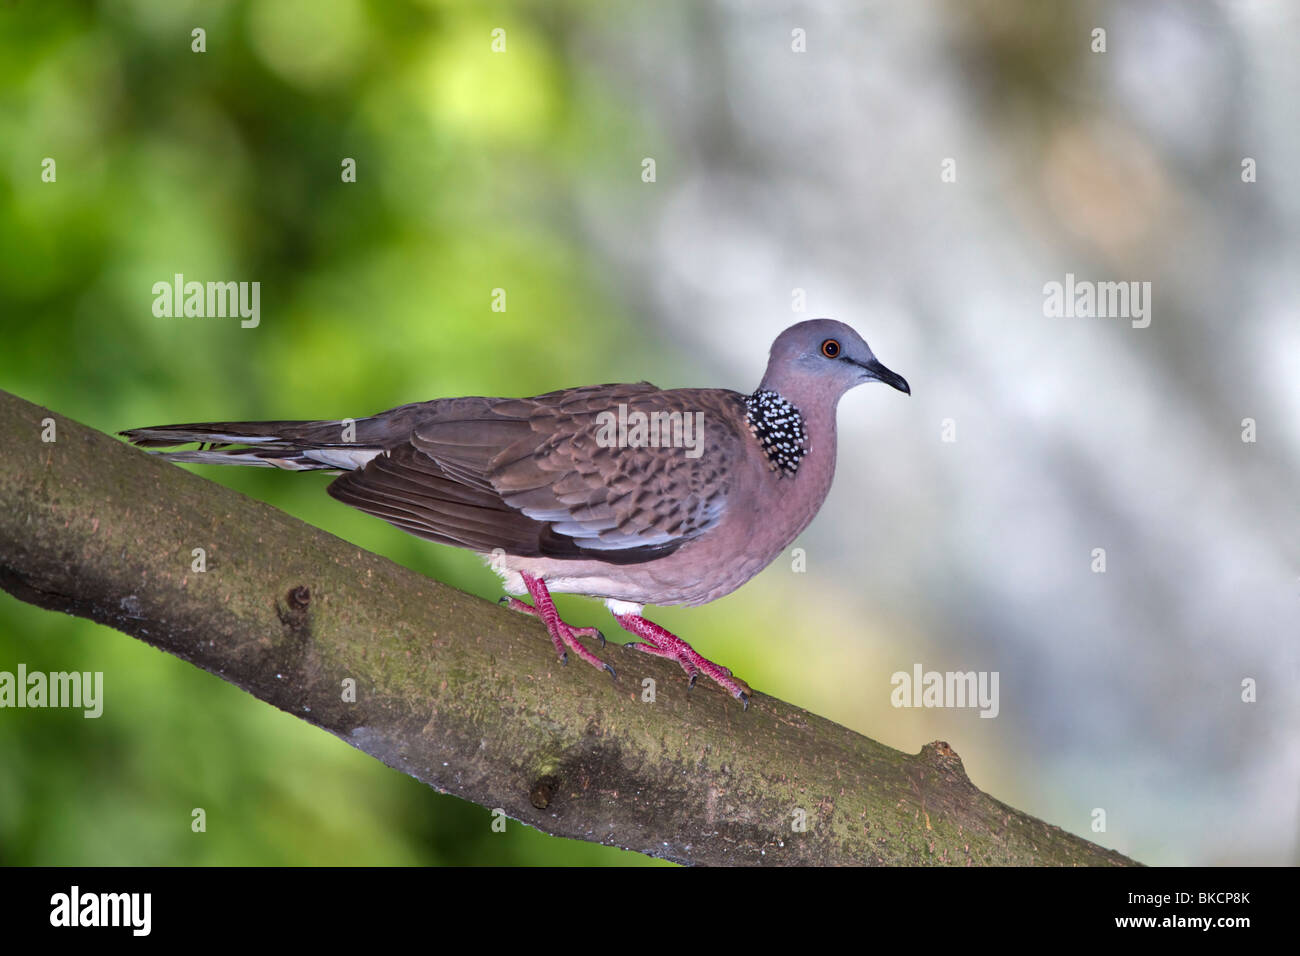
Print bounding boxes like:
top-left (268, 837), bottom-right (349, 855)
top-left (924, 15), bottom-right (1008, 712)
top-left (0, 388), bottom-right (1136, 865)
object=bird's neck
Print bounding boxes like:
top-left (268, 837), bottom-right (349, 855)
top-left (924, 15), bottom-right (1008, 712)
top-left (743, 383), bottom-right (839, 558)
top-left (745, 384), bottom-right (839, 485)
top-left (744, 388), bottom-right (808, 477)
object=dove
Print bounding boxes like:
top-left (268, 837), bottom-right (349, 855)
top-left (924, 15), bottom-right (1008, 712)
top-left (122, 319), bottom-right (909, 707)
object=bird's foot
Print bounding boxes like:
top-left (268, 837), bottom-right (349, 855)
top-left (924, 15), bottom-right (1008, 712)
top-left (612, 613), bottom-right (750, 708)
top-left (505, 574), bottom-right (614, 679)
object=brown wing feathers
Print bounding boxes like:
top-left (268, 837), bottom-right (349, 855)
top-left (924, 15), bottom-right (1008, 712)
top-left (125, 384), bottom-right (746, 565)
top-left (327, 444), bottom-right (549, 554)
top-left (327, 384), bottom-right (744, 564)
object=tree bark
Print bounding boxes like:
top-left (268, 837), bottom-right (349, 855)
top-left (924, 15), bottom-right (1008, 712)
top-left (0, 388), bottom-right (1136, 865)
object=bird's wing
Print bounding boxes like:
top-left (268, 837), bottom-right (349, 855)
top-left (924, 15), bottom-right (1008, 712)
top-left (326, 384), bottom-right (748, 563)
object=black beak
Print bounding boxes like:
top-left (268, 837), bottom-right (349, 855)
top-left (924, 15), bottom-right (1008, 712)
top-left (858, 358), bottom-right (910, 395)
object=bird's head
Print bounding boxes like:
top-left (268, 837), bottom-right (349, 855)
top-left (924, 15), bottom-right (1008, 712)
top-left (758, 319), bottom-right (910, 402)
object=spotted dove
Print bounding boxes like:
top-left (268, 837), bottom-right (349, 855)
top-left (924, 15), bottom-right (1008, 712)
top-left (122, 319), bottom-right (909, 707)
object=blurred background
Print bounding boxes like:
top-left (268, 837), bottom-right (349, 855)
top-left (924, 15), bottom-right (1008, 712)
top-left (1, 0), bottom-right (1296, 866)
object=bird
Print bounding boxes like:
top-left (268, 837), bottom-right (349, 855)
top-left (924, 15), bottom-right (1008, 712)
top-left (121, 319), bottom-right (909, 708)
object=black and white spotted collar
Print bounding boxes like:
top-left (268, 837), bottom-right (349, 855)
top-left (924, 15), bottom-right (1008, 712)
top-left (745, 389), bottom-right (807, 478)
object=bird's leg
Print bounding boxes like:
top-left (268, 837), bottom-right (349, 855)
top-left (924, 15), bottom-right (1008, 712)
top-left (612, 612), bottom-right (750, 708)
top-left (499, 596), bottom-right (606, 647)
top-left (504, 573), bottom-right (614, 677)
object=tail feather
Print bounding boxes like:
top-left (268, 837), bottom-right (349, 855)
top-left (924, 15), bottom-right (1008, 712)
top-left (122, 419), bottom-right (352, 447)
top-left (120, 419), bottom-right (384, 473)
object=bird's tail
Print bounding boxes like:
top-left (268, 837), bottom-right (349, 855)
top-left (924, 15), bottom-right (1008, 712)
top-left (120, 418), bottom-right (386, 472)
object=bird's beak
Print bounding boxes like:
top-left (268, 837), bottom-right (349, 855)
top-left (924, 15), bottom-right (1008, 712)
top-left (857, 358), bottom-right (910, 395)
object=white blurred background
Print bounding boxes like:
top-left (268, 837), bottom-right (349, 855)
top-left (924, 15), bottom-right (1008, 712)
top-left (564, 0), bottom-right (1298, 865)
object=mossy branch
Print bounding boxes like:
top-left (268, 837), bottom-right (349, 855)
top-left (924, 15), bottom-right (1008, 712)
top-left (0, 388), bottom-right (1136, 866)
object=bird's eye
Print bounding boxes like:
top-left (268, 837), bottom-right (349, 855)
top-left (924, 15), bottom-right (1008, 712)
top-left (820, 339), bottom-right (841, 358)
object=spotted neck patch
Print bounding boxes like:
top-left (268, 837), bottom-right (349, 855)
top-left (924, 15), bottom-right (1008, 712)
top-left (745, 389), bottom-right (807, 477)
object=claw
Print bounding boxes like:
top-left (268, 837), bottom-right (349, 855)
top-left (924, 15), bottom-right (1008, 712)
top-left (517, 573), bottom-right (615, 680)
top-left (609, 611), bottom-right (749, 707)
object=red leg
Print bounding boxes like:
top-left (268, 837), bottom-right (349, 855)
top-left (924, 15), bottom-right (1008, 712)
top-left (500, 597), bottom-right (604, 646)
top-left (503, 574), bottom-right (614, 678)
top-left (612, 612), bottom-right (750, 708)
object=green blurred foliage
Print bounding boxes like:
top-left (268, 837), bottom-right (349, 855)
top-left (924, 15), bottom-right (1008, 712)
top-left (0, 0), bottom-right (679, 865)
